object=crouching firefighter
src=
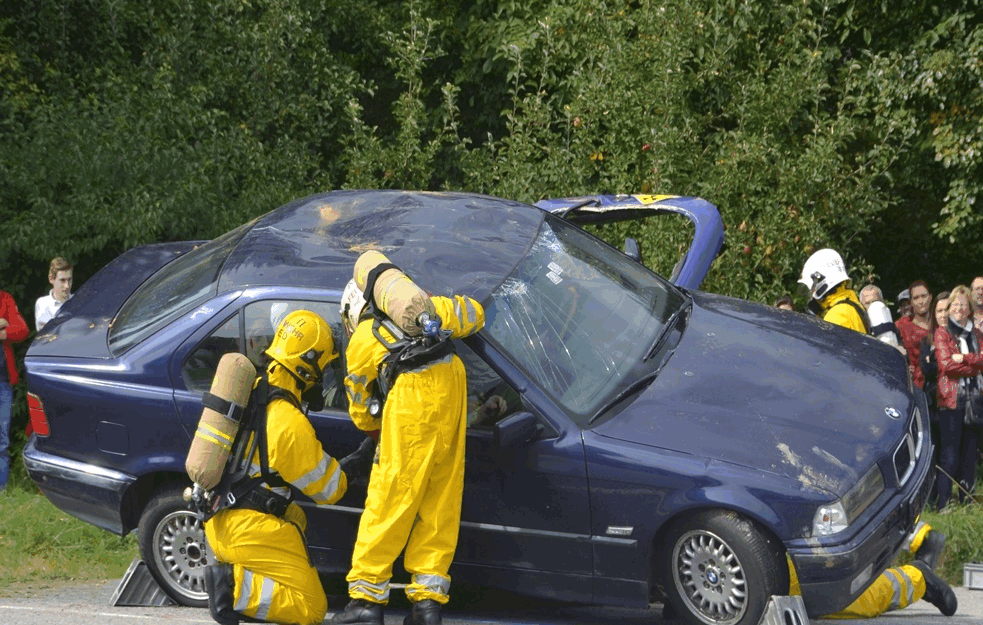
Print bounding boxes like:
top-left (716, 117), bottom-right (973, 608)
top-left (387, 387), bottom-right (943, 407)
top-left (185, 310), bottom-right (373, 625)
top-left (332, 252), bottom-right (485, 625)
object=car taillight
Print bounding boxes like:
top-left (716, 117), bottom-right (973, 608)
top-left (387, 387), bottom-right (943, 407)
top-left (26, 393), bottom-right (50, 437)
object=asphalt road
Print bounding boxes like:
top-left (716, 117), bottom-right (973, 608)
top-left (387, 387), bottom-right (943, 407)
top-left (1, 579), bottom-right (981, 625)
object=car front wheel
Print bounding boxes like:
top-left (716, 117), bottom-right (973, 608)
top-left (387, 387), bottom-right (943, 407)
top-left (660, 509), bottom-right (788, 625)
top-left (137, 488), bottom-right (211, 607)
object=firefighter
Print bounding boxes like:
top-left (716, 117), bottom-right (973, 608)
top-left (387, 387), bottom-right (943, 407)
top-left (798, 248), bottom-right (869, 332)
top-left (203, 310), bottom-right (360, 625)
top-left (332, 276), bottom-right (485, 625)
top-left (797, 249), bottom-right (956, 618)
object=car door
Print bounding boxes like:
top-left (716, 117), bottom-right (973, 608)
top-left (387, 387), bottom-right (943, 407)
top-left (453, 340), bottom-right (593, 599)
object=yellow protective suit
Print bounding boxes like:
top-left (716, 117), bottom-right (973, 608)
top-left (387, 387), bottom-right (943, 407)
top-left (204, 365), bottom-right (348, 625)
top-left (820, 285), bottom-right (868, 334)
top-left (343, 295), bottom-right (485, 605)
top-left (788, 520), bottom-right (934, 619)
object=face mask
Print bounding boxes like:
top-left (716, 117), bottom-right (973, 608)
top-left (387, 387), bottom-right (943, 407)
top-left (302, 383), bottom-right (325, 413)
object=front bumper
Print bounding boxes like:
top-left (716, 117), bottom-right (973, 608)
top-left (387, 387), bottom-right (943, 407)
top-left (787, 435), bottom-right (934, 617)
top-left (23, 437), bottom-right (135, 535)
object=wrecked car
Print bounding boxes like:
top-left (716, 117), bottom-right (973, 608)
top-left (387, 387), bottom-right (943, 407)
top-left (23, 190), bottom-right (931, 625)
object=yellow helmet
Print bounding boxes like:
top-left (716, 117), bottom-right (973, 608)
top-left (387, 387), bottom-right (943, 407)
top-left (264, 310), bottom-right (338, 389)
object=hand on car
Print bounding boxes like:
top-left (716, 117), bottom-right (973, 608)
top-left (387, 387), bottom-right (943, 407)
top-left (477, 395), bottom-right (508, 423)
top-left (339, 436), bottom-right (377, 482)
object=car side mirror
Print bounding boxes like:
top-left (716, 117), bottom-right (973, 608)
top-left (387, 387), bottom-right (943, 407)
top-left (494, 411), bottom-right (540, 448)
top-left (624, 237), bottom-right (642, 263)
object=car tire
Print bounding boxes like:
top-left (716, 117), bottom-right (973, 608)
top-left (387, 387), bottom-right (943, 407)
top-left (660, 509), bottom-right (788, 625)
top-left (137, 488), bottom-right (211, 607)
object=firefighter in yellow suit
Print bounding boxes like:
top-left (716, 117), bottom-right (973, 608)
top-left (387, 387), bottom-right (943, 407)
top-left (332, 281), bottom-right (485, 625)
top-left (798, 250), bottom-right (957, 618)
top-left (203, 310), bottom-right (350, 625)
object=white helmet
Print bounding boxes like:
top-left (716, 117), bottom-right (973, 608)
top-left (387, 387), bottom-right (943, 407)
top-left (340, 279), bottom-right (367, 336)
top-left (798, 248), bottom-right (850, 300)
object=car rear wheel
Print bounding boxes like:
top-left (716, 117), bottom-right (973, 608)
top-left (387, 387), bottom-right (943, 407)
top-left (660, 509), bottom-right (787, 625)
top-left (137, 488), bottom-right (211, 607)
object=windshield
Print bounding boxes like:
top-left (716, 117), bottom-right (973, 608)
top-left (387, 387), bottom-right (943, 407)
top-left (109, 221), bottom-right (252, 354)
top-left (483, 215), bottom-right (685, 425)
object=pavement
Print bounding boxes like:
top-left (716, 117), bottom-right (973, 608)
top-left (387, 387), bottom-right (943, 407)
top-left (0, 579), bottom-right (981, 625)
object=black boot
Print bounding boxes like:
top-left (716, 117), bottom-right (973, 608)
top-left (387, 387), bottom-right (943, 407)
top-left (205, 564), bottom-right (239, 625)
top-left (914, 529), bottom-right (947, 571)
top-left (332, 598), bottom-right (384, 625)
top-left (914, 561), bottom-right (957, 616)
top-left (403, 599), bottom-right (442, 625)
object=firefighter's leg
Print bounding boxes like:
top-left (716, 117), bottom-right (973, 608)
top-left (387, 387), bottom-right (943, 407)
top-left (822, 566), bottom-right (924, 618)
top-left (346, 379), bottom-right (441, 604)
top-left (205, 508), bottom-right (327, 625)
top-left (403, 367), bottom-right (467, 605)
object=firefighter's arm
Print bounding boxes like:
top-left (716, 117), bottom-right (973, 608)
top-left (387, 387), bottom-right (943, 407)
top-left (343, 322), bottom-right (385, 433)
top-left (268, 404), bottom-right (348, 505)
top-left (431, 295), bottom-right (485, 339)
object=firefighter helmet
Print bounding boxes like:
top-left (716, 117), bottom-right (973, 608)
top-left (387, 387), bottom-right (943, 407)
top-left (265, 310), bottom-right (337, 389)
top-left (798, 248), bottom-right (851, 301)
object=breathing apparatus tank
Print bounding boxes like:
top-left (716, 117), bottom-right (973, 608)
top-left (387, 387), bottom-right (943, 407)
top-left (185, 352), bottom-right (257, 490)
top-left (354, 250), bottom-right (435, 336)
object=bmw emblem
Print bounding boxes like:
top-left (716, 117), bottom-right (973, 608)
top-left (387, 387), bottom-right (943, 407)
top-left (707, 570), bottom-right (719, 584)
top-left (884, 407), bottom-right (902, 420)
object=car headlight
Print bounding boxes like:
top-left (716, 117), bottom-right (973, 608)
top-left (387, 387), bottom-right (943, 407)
top-left (812, 465), bottom-right (885, 537)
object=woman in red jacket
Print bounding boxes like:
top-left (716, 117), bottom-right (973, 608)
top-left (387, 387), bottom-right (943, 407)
top-left (933, 284), bottom-right (983, 510)
top-left (0, 289), bottom-right (29, 490)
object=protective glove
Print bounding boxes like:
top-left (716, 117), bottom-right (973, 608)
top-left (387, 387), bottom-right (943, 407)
top-left (339, 436), bottom-right (377, 481)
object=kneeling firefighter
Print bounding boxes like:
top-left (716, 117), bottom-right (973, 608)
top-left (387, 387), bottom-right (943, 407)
top-left (332, 252), bottom-right (485, 625)
top-left (188, 310), bottom-right (373, 625)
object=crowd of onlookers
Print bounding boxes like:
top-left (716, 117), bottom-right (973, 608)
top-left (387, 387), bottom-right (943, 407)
top-left (779, 275), bottom-right (983, 512)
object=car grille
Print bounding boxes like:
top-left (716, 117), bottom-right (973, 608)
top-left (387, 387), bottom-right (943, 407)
top-left (893, 409), bottom-right (924, 487)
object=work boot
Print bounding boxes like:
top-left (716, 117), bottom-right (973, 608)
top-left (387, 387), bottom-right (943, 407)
top-left (205, 564), bottom-right (239, 625)
top-left (332, 598), bottom-right (384, 625)
top-left (403, 599), bottom-right (442, 625)
top-left (914, 561), bottom-right (957, 616)
top-left (915, 529), bottom-right (947, 571)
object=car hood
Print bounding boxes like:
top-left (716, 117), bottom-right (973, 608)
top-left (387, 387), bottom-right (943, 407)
top-left (27, 242), bottom-right (200, 359)
top-left (592, 291), bottom-right (912, 497)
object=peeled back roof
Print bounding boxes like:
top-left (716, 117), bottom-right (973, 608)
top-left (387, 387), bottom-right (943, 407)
top-left (217, 190), bottom-right (546, 301)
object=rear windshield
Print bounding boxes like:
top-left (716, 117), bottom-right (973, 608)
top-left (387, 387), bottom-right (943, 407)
top-left (108, 222), bottom-right (252, 354)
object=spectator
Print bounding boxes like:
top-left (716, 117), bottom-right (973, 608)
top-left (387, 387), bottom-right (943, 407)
top-left (896, 288), bottom-right (912, 319)
top-left (932, 284), bottom-right (983, 510)
top-left (972, 275), bottom-right (983, 333)
top-left (0, 289), bottom-right (29, 490)
top-left (774, 295), bottom-right (794, 311)
top-left (858, 284), bottom-right (903, 349)
top-left (897, 281), bottom-right (933, 389)
top-left (920, 291), bottom-right (949, 507)
top-left (35, 257), bottom-right (73, 331)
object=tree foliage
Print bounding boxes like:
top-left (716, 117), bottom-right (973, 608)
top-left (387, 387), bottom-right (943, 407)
top-left (1, 0), bottom-right (979, 308)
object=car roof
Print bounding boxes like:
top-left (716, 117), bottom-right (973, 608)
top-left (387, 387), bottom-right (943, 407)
top-left (217, 190), bottom-right (546, 302)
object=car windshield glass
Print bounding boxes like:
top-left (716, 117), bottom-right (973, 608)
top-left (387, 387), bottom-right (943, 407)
top-left (109, 222), bottom-right (252, 354)
top-left (483, 215), bottom-right (684, 426)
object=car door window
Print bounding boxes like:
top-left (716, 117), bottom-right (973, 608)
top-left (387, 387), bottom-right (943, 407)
top-left (456, 342), bottom-right (521, 429)
top-left (182, 314), bottom-right (240, 392)
top-left (243, 300), bottom-right (347, 410)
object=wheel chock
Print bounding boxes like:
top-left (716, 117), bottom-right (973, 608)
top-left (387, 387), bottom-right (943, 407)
top-left (109, 558), bottom-right (177, 607)
top-left (757, 595), bottom-right (810, 625)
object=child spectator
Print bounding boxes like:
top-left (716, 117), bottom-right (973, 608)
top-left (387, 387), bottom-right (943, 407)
top-left (35, 257), bottom-right (73, 331)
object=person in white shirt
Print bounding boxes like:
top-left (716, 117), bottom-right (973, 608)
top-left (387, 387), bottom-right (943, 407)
top-left (34, 257), bottom-right (73, 331)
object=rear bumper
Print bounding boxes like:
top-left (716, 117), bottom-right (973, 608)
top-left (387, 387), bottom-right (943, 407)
top-left (23, 437), bottom-right (135, 535)
top-left (788, 438), bottom-right (934, 616)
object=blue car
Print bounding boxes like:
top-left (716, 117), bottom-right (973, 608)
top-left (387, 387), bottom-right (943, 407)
top-left (23, 191), bottom-right (931, 625)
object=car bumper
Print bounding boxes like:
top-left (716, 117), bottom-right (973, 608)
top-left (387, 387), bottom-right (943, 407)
top-left (23, 437), bottom-right (135, 535)
top-left (787, 438), bottom-right (934, 617)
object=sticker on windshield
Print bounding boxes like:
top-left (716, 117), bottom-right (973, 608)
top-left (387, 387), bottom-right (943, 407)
top-left (548, 261), bottom-right (564, 275)
top-left (546, 271), bottom-right (563, 285)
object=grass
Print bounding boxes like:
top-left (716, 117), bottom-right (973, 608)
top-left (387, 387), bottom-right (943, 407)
top-left (917, 502), bottom-right (983, 586)
top-left (0, 481), bottom-right (137, 596)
